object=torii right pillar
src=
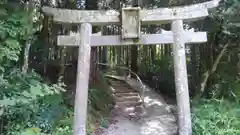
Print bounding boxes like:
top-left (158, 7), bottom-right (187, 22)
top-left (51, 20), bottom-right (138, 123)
top-left (171, 19), bottom-right (192, 135)
top-left (171, 1), bottom-right (220, 134)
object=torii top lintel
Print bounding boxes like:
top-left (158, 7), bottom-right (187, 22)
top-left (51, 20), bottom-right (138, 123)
top-left (42, 0), bottom-right (220, 25)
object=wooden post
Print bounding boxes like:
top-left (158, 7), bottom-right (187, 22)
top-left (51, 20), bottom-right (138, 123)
top-left (73, 23), bottom-right (92, 135)
top-left (171, 20), bottom-right (192, 135)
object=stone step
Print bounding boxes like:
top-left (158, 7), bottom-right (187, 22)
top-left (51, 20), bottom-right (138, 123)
top-left (113, 88), bottom-right (136, 93)
top-left (113, 85), bottom-right (132, 89)
top-left (114, 95), bottom-right (141, 102)
top-left (109, 80), bottom-right (124, 83)
top-left (116, 100), bottom-right (143, 107)
top-left (110, 81), bottom-right (125, 84)
top-left (112, 88), bottom-right (133, 93)
top-left (111, 84), bottom-right (130, 87)
top-left (114, 92), bottom-right (139, 97)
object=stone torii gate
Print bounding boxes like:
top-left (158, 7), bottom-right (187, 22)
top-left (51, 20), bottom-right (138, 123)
top-left (42, 0), bottom-right (220, 135)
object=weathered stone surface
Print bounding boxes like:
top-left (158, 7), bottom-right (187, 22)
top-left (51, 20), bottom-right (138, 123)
top-left (42, 0), bottom-right (220, 25)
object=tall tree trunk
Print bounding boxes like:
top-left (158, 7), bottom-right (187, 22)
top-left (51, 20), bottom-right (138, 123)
top-left (190, 45), bottom-right (198, 96)
top-left (85, 0), bottom-right (100, 86)
top-left (125, 46), bottom-right (130, 73)
top-left (40, 15), bottom-right (50, 75)
top-left (151, 45), bottom-right (156, 63)
top-left (113, 46), bottom-right (116, 64)
top-left (164, 44), bottom-right (169, 55)
top-left (130, 0), bottom-right (140, 74)
top-left (110, 47), bottom-right (113, 63)
top-left (117, 46), bottom-right (121, 64)
top-left (98, 47), bottom-right (102, 62)
top-left (143, 46), bottom-right (148, 64)
top-left (102, 47), bottom-right (107, 63)
top-left (131, 45), bottom-right (138, 73)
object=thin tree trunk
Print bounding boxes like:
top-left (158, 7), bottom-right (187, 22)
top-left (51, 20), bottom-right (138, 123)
top-left (200, 44), bottom-right (229, 93)
top-left (22, 37), bottom-right (32, 73)
top-left (117, 46), bottom-right (121, 64)
top-left (58, 47), bottom-right (66, 82)
top-left (40, 15), bottom-right (50, 75)
top-left (161, 44), bottom-right (164, 59)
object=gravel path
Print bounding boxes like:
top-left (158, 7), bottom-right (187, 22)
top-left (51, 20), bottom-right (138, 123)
top-left (94, 76), bottom-right (178, 135)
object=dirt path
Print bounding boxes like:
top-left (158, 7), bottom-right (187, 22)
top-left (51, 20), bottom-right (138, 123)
top-left (94, 76), bottom-right (178, 135)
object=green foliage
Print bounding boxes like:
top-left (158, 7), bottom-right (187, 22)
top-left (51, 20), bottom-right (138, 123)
top-left (204, 0), bottom-right (240, 40)
top-left (0, 69), bottom-right (114, 135)
top-left (0, 2), bottom-right (41, 65)
top-left (100, 117), bottom-right (109, 128)
top-left (88, 88), bottom-right (112, 116)
top-left (220, 0), bottom-right (240, 37)
top-left (192, 99), bottom-right (240, 135)
top-left (208, 46), bottom-right (240, 101)
top-left (20, 128), bottom-right (42, 135)
top-left (0, 69), bottom-right (66, 135)
top-left (0, 69), bottom-right (65, 108)
top-left (0, 2), bottom-right (63, 135)
top-left (49, 107), bottom-right (74, 135)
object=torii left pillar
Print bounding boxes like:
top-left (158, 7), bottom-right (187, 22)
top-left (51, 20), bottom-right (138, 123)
top-left (73, 23), bottom-right (92, 135)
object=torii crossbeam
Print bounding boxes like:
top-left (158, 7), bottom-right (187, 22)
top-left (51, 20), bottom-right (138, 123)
top-left (42, 1), bottom-right (220, 135)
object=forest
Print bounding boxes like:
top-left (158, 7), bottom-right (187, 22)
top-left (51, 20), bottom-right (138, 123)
top-left (0, 0), bottom-right (239, 135)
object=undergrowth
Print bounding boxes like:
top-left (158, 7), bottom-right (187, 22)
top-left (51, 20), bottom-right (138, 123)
top-left (50, 72), bottom-right (114, 135)
top-left (191, 44), bottom-right (240, 135)
top-left (192, 99), bottom-right (240, 135)
top-left (0, 69), bottom-right (113, 135)
top-left (0, 69), bottom-right (65, 135)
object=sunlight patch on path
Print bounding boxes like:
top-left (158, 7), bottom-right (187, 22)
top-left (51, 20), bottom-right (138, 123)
top-left (140, 82), bottom-right (177, 135)
top-left (103, 116), bottom-right (141, 135)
